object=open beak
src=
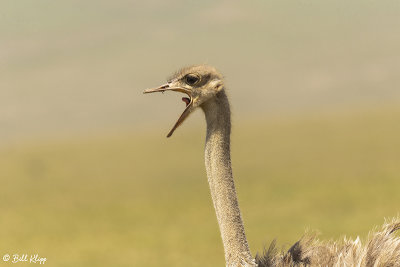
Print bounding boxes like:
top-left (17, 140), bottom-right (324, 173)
top-left (143, 83), bottom-right (193, 137)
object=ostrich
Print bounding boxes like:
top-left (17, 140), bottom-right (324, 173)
top-left (143, 65), bottom-right (400, 267)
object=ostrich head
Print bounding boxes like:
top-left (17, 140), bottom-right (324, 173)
top-left (143, 65), bottom-right (224, 137)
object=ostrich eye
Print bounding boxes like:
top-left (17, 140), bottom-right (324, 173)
top-left (185, 74), bottom-right (200, 85)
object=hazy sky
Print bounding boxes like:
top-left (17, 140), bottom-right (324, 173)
top-left (1, 0), bottom-right (400, 144)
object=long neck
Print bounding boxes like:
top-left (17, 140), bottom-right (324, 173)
top-left (201, 90), bottom-right (255, 267)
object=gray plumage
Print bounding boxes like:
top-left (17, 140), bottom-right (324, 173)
top-left (144, 65), bottom-right (400, 267)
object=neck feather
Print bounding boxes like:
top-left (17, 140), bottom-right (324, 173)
top-left (201, 90), bottom-right (255, 267)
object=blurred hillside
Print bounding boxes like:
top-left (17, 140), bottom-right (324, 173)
top-left (1, 0), bottom-right (400, 145)
top-left (1, 1), bottom-right (400, 266)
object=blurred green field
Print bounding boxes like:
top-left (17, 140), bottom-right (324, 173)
top-left (1, 1), bottom-right (400, 266)
top-left (1, 106), bottom-right (399, 266)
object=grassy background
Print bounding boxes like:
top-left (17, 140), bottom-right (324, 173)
top-left (1, 105), bottom-right (399, 266)
top-left (1, 1), bottom-right (400, 266)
